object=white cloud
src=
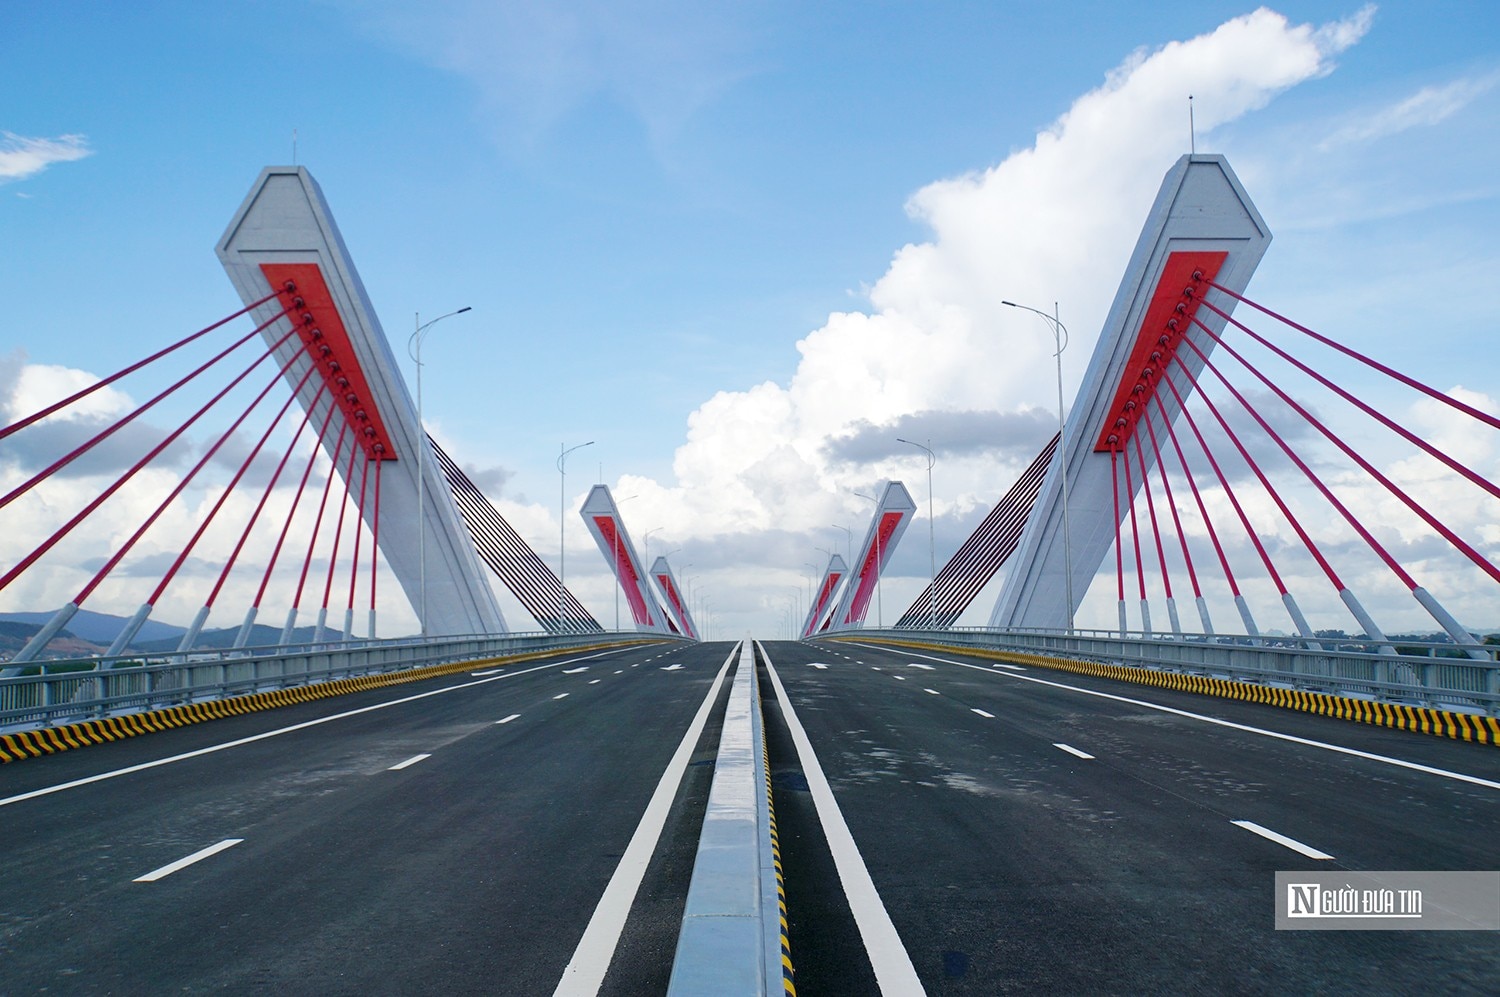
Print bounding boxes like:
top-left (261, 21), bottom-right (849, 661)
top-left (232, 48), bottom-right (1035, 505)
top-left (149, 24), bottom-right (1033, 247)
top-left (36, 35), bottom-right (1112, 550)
top-left (337, 0), bottom-right (757, 153)
top-left (0, 131), bottom-right (92, 182)
top-left (1320, 71), bottom-right (1500, 150)
top-left (596, 7), bottom-right (1377, 631)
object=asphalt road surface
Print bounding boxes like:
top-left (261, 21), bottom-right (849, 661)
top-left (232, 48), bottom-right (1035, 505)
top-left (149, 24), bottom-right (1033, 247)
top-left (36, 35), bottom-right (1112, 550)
top-left (762, 638), bottom-right (1500, 996)
top-left (1, 639), bottom-right (738, 995)
top-left (5, 635), bottom-right (1498, 995)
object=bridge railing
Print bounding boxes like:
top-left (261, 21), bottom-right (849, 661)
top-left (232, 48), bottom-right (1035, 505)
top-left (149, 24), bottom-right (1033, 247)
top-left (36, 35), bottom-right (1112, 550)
top-left (0, 630), bottom-right (673, 733)
top-left (834, 627), bottom-right (1500, 716)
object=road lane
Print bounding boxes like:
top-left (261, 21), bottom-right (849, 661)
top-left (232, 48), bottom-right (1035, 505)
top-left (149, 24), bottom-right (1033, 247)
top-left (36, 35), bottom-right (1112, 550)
top-left (0, 640), bottom-right (734, 993)
top-left (765, 639), bottom-right (1500, 994)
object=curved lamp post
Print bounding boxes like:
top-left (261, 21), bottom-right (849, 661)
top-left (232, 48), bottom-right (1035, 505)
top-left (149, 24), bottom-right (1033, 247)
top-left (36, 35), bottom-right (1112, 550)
top-left (407, 306), bottom-right (471, 637)
top-left (896, 437), bottom-right (938, 629)
top-left (557, 441), bottom-right (594, 631)
top-left (1002, 299), bottom-right (1074, 634)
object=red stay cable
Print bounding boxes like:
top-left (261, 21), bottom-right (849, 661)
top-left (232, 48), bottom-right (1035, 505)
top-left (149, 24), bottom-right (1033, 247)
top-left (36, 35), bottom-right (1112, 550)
top-left (74, 358), bottom-right (318, 605)
top-left (0, 324), bottom-right (302, 596)
top-left (293, 425), bottom-right (352, 612)
top-left (1158, 369), bottom-right (1290, 595)
top-left (1204, 279), bottom-right (1500, 431)
top-left (1168, 346), bottom-right (1348, 590)
top-left (1140, 405), bottom-right (1202, 598)
top-left (320, 434), bottom-right (361, 614)
top-left (1130, 430), bottom-right (1175, 600)
top-left (252, 400), bottom-right (342, 609)
top-left (204, 379), bottom-right (330, 609)
top-left (0, 302), bottom-right (297, 512)
top-left (0, 286), bottom-right (284, 443)
top-left (1148, 391), bottom-right (1239, 597)
top-left (1196, 296), bottom-right (1500, 503)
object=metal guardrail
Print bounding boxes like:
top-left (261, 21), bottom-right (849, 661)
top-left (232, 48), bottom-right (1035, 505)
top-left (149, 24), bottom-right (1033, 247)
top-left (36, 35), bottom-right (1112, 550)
top-left (829, 626), bottom-right (1500, 716)
top-left (0, 630), bottom-right (676, 733)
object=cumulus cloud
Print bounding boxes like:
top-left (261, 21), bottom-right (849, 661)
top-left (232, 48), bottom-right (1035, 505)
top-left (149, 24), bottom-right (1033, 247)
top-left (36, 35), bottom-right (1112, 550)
top-left (0, 131), bottom-right (92, 182)
top-left (824, 409), bottom-right (1055, 466)
top-left (613, 8), bottom-right (1374, 610)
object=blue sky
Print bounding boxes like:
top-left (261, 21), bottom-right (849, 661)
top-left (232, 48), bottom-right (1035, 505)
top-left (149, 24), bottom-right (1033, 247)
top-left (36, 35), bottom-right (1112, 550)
top-left (4, 2), bottom-right (1499, 638)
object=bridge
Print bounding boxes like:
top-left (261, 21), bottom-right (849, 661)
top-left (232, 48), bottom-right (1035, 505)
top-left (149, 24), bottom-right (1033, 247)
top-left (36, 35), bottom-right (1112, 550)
top-left (2, 156), bottom-right (1498, 993)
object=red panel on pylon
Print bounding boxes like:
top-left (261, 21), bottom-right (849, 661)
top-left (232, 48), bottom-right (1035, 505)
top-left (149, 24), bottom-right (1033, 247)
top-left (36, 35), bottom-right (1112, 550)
top-left (1093, 251), bottom-right (1226, 452)
top-left (260, 262), bottom-right (398, 460)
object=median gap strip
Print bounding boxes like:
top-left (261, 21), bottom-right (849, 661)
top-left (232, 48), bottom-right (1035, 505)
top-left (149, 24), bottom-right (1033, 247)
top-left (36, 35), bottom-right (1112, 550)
top-left (667, 639), bottom-right (791, 995)
top-left (553, 643), bottom-right (738, 997)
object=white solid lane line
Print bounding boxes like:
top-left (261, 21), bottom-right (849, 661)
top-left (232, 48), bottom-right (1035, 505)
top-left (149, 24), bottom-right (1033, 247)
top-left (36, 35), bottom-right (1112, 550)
top-left (1232, 820), bottom-right (1334, 860)
top-left (760, 643), bottom-right (927, 996)
top-left (1054, 743), bottom-right (1095, 760)
top-left (496, 714), bottom-right (521, 725)
top-left (553, 643), bottom-right (740, 997)
top-left (134, 839), bottom-right (244, 883)
top-left (389, 753), bottom-right (431, 771)
top-left (971, 708), bottom-right (996, 719)
top-left (845, 642), bottom-right (1500, 793)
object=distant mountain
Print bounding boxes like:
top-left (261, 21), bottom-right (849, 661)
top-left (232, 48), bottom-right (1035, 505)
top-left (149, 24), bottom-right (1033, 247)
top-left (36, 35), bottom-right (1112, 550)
top-left (0, 609), bottom-right (184, 646)
top-left (131, 623), bottom-right (346, 653)
top-left (0, 620), bottom-right (108, 658)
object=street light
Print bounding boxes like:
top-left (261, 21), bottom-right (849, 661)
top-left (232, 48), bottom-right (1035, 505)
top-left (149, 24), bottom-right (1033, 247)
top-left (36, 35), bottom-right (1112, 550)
top-left (830, 524), bottom-right (852, 564)
top-left (557, 440), bottom-right (594, 631)
top-left (407, 306), bottom-right (472, 637)
top-left (1003, 299), bottom-right (1074, 634)
top-left (896, 438), bottom-right (938, 630)
top-left (852, 490), bottom-right (884, 628)
top-left (642, 527), bottom-right (663, 568)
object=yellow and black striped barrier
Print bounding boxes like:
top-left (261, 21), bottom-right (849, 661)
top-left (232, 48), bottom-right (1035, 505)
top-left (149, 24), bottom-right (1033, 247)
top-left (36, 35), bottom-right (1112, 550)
top-left (836, 636), bottom-right (1500, 748)
top-left (0, 639), bottom-right (659, 765)
top-left (761, 673), bottom-right (796, 997)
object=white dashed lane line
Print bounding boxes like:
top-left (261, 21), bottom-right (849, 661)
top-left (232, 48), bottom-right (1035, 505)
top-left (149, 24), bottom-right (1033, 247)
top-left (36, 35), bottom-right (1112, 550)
top-left (1232, 820), bottom-right (1334, 860)
top-left (554, 693), bottom-right (570, 700)
top-left (496, 714), bottom-right (521, 725)
top-left (388, 753), bottom-right (431, 771)
top-left (923, 688), bottom-right (940, 696)
top-left (589, 679), bottom-right (601, 685)
top-left (134, 839), bottom-right (244, 883)
top-left (971, 708), bottom-right (995, 719)
top-left (1053, 743), bottom-right (1095, 760)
